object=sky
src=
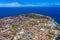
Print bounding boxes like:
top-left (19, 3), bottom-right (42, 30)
top-left (0, 0), bottom-right (60, 7)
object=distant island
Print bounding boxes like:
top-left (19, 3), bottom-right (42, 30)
top-left (0, 13), bottom-right (60, 40)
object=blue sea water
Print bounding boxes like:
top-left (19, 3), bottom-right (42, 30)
top-left (0, 7), bottom-right (60, 24)
top-left (0, 7), bottom-right (60, 40)
top-left (56, 35), bottom-right (60, 40)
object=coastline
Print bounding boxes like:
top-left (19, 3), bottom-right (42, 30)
top-left (0, 13), bottom-right (60, 40)
top-left (0, 13), bottom-right (60, 26)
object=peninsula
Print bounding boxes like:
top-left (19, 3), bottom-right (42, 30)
top-left (0, 13), bottom-right (60, 40)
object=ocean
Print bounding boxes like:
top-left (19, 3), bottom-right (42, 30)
top-left (0, 7), bottom-right (60, 25)
top-left (0, 7), bottom-right (60, 40)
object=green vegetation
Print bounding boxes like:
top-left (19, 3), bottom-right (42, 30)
top-left (10, 24), bottom-right (19, 30)
top-left (18, 38), bottom-right (22, 40)
top-left (0, 39), bottom-right (2, 40)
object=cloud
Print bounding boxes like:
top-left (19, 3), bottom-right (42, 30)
top-left (0, 2), bottom-right (51, 7)
top-left (0, 3), bottom-right (49, 7)
top-left (0, 2), bottom-right (59, 7)
top-left (0, 2), bottom-right (21, 7)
